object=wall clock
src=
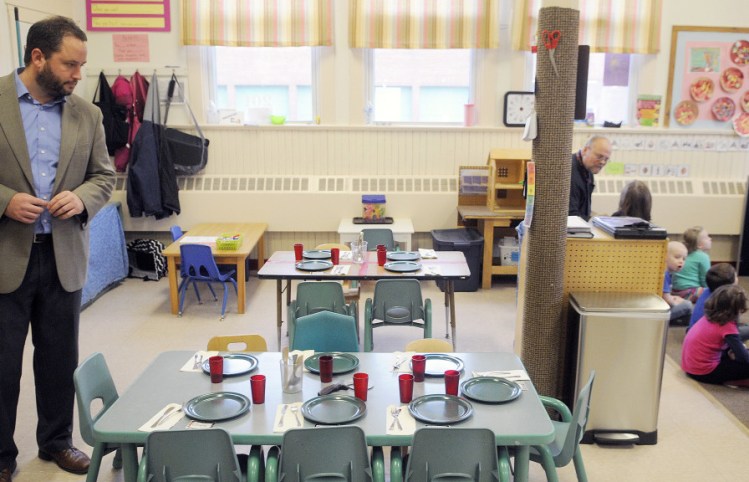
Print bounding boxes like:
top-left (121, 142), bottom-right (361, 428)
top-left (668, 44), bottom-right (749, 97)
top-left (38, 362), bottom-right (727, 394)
top-left (503, 91), bottom-right (535, 127)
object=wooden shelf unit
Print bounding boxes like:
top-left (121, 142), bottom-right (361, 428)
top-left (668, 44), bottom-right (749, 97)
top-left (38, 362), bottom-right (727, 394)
top-left (486, 148), bottom-right (531, 215)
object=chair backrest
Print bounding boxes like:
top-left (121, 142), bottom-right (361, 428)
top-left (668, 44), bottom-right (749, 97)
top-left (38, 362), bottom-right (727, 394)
top-left (279, 426), bottom-right (372, 482)
top-left (170, 225), bottom-right (184, 242)
top-left (295, 282), bottom-right (348, 317)
top-left (74, 352), bottom-right (119, 447)
top-left (315, 243), bottom-right (351, 251)
top-left (559, 371), bottom-right (596, 464)
top-left (371, 279), bottom-right (425, 323)
top-left (207, 334), bottom-right (268, 352)
top-left (361, 229), bottom-right (395, 251)
top-left (291, 311), bottom-right (359, 352)
top-left (405, 428), bottom-right (499, 482)
top-left (141, 428), bottom-right (242, 482)
top-left (180, 244), bottom-right (221, 280)
top-left (405, 338), bottom-right (453, 353)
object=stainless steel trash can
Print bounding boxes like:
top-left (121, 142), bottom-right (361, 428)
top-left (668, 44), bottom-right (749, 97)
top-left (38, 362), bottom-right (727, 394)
top-left (569, 291), bottom-right (670, 445)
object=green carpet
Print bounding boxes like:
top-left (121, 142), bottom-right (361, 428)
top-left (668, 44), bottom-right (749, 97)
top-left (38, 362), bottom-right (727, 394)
top-left (665, 326), bottom-right (749, 429)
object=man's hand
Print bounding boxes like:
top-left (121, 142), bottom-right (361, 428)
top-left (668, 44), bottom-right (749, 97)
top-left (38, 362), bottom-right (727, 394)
top-left (4, 193), bottom-right (47, 224)
top-left (48, 191), bottom-right (84, 219)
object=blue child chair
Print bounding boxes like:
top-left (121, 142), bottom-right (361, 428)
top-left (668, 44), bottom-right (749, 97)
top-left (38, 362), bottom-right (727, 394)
top-left (178, 244), bottom-right (238, 320)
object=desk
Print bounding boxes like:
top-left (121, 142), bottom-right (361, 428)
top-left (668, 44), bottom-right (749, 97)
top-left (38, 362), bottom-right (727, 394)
top-left (94, 351), bottom-right (555, 482)
top-left (257, 251), bottom-right (470, 350)
top-left (338, 218), bottom-right (415, 251)
top-left (458, 206), bottom-right (523, 289)
top-left (162, 223), bottom-right (267, 315)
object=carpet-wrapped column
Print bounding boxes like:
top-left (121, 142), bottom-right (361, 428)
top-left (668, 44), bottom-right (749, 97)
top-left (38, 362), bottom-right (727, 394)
top-left (520, 5), bottom-right (579, 401)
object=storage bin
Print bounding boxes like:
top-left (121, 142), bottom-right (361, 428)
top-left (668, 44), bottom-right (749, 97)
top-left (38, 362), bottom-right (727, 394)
top-left (431, 228), bottom-right (483, 292)
top-left (362, 194), bottom-right (386, 220)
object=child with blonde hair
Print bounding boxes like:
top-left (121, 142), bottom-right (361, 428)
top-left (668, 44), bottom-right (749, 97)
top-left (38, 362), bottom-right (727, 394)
top-left (663, 241), bottom-right (693, 326)
top-left (682, 284), bottom-right (749, 387)
top-left (672, 226), bottom-right (711, 303)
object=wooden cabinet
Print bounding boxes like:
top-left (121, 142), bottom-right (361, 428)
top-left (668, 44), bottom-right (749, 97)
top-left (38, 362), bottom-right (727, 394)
top-left (486, 148), bottom-right (531, 215)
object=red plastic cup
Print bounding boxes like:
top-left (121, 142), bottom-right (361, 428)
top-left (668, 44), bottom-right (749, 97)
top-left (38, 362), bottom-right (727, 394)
top-left (319, 355), bottom-right (334, 383)
top-left (376, 244), bottom-right (386, 251)
top-left (411, 355), bottom-right (426, 382)
top-left (330, 248), bottom-right (340, 265)
top-left (294, 243), bottom-right (304, 261)
top-left (399, 374), bottom-right (414, 403)
top-left (353, 372), bottom-right (369, 401)
top-left (250, 374), bottom-right (266, 404)
top-left (208, 356), bottom-right (224, 383)
top-left (377, 249), bottom-right (387, 266)
top-left (444, 370), bottom-right (460, 396)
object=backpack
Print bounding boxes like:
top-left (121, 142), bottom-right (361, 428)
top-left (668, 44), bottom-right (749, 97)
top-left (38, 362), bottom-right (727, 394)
top-left (93, 72), bottom-right (129, 155)
top-left (126, 239), bottom-right (167, 281)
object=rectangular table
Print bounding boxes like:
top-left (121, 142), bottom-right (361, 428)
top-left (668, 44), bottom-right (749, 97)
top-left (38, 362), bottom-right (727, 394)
top-left (257, 251), bottom-right (470, 349)
top-left (93, 351), bottom-right (555, 482)
top-left (162, 223), bottom-right (267, 315)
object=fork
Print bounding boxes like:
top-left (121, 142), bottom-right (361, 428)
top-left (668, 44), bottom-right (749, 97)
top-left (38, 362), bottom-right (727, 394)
top-left (389, 407), bottom-right (403, 431)
top-left (290, 405), bottom-right (302, 427)
top-left (192, 353), bottom-right (201, 370)
top-left (392, 356), bottom-right (404, 370)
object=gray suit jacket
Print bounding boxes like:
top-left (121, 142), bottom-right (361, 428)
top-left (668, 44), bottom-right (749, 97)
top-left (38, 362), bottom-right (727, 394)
top-left (0, 72), bottom-right (115, 293)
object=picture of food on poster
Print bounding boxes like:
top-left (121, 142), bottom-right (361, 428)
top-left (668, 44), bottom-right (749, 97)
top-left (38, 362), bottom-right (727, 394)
top-left (666, 27), bottom-right (749, 136)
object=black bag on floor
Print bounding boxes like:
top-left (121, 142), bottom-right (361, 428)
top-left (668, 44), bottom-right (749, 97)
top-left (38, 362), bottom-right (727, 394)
top-left (127, 239), bottom-right (167, 281)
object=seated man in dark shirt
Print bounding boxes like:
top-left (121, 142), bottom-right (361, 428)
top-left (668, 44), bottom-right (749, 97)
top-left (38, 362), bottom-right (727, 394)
top-left (569, 135), bottom-right (612, 221)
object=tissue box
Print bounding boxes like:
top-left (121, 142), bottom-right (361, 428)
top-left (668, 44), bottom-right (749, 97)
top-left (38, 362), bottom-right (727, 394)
top-left (362, 194), bottom-right (386, 220)
top-left (494, 237), bottom-right (519, 265)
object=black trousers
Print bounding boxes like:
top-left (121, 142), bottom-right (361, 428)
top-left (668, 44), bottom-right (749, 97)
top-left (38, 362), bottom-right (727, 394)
top-left (0, 240), bottom-right (81, 470)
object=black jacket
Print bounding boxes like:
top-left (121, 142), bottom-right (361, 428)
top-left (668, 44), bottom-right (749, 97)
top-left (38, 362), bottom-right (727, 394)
top-left (569, 152), bottom-right (594, 221)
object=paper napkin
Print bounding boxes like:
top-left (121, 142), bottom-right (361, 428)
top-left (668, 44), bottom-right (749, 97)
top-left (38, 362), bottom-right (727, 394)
top-left (391, 352), bottom-right (416, 373)
top-left (180, 351), bottom-right (219, 372)
top-left (139, 403), bottom-right (183, 432)
top-left (339, 251), bottom-right (353, 260)
top-left (290, 350), bottom-right (314, 370)
top-left (386, 404), bottom-right (416, 435)
top-left (331, 265), bottom-right (350, 275)
top-left (418, 249), bottom-right (437, 259)
top-left (422, 265), bottom-right (441, 276)
top-left (273, 402), bottom-right (303, 433)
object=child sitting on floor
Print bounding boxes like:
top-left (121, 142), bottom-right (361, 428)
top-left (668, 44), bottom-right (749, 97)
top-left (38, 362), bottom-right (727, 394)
top-left (688, 263), bottom-right (749, 340)
top-left (663, 241), bottom-right (693, 326)
top-left (681, 284), bottom-right (749, 387)
top-left (672, 226), bottom-right (712, 303)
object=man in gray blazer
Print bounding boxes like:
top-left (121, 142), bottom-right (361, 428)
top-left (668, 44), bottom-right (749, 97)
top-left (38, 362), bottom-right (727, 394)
top-left (0, 17), bottom-right (114, 481)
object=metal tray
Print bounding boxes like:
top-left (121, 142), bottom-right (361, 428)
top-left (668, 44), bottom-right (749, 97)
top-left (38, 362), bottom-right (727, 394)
top-left (183, 392), bottom-right (251, 422)
top-left (408, 394), bottom-right (473, 425)
top-left (383, 261), bottom-right (422, 273)
top-left (304, 352), bottom-right (360, 374)
top-left (201, 353), bottom-right (259, 377)
top-left (460, 377), bottom-right (522, 404)
top-left (303, 250), bottom-right (332, 260)
top-left (295, 260), bottom-right (334, 271)
top-left (300, 395), bottom-right (366, 425)
top-left (353, 217), bottom-right (393, 224)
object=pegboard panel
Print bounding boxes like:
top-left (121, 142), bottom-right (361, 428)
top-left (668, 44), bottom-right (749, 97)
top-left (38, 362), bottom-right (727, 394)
top-left (564, 236), bottom-right (667, 294)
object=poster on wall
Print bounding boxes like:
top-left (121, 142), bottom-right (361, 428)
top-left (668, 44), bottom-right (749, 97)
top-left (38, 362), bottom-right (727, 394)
top-left (665, 26), bottom-right (749, 134)
top-left (86, 0), bottom-right (170, 32)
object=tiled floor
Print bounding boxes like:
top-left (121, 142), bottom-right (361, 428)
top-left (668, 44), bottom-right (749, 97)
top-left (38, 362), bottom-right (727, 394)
top-left (8, 276), bottom-right (749, 481)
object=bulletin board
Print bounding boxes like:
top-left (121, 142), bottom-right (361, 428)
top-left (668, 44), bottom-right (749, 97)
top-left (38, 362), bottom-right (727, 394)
top-left (665, 26), bottom-right (749, 135)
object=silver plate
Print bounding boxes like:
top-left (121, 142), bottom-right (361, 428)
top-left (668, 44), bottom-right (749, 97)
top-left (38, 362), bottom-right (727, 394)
top-left (460, 377), bottom-right (522, 404)
top-left (295, 260), bottom-right (334, 271)
top-left (304, 352), bottom-right (360, 374)
top-left (201, 353), bottom-right (259, 377)
top-left (183, 392), bottom-right (251, 422)
top-left (411, 354), bottom-right (464, 377)
top-left (387, 251), bottom-right (420, 261)
top-left (383, 261), bottom-right (422, 272)
top-left (408, 394), bottom-right (473, 425)
top-left (300, 395), bottom-right (366, 425)
top-left (303, 250), bottom-right (332, 260)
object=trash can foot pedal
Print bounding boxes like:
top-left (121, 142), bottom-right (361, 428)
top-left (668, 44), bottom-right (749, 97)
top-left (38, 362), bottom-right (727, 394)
top-left (593, 432), bottom-right (640, 444)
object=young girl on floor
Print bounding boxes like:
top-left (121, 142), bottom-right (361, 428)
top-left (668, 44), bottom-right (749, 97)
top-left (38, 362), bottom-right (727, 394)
top-left (672, 226), bottom-right (712, 303)
top-left (681, 284), bottom-right (749, 387)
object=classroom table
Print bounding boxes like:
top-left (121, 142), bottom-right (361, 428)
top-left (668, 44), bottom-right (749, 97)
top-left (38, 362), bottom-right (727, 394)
top-left (93, 351), bottom-right (555, 482)
top-left (256, 250), bottom-right (470, 349)
top-left (162, 223), bottom-right (267, 315)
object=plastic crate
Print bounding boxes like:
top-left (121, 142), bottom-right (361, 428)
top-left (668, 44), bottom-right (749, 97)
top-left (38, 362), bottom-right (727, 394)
top-left (431, 228), bottom-right (484, 292)
top-left (216, 233), bottom-right (243, 250)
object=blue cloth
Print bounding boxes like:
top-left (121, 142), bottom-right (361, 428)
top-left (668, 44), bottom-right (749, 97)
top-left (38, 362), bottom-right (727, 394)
top-left (81, 203), bottom-right (128, 307)
top-left (14, 69), bottom-right (65, 235)
top-left (663, 270), bottom-right (672, 294)
top-left (689, 288), bottom-right (710, 330)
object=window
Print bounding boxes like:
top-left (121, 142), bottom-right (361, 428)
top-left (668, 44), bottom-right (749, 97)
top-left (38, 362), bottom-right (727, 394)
top-left (211, 46), bottom-right (314, 123)
top-left (371, 49), bottom-right (473, 124)
top-left (585, 53), bottom-right (638, 126)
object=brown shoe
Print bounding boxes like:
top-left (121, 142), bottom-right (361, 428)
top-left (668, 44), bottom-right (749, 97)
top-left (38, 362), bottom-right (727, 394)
top-left (0, 462), bottom-right (16, 482)
top-left (38, 447), bottom-right (90, 475)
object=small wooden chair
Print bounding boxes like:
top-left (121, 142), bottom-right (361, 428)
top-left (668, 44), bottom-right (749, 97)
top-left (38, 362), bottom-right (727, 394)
top-left (207, 334), bottom-right (268, 352)
top-left (405, 338), bottom-right (453, 353)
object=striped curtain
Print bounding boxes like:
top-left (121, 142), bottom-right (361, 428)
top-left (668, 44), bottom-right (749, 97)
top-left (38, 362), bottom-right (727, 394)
top-left (181, 0), bottom-right (333, 47)
top-left (512, 0), bottom-right (662, 54)
top-left (350, 0), bottom-right (500, 49)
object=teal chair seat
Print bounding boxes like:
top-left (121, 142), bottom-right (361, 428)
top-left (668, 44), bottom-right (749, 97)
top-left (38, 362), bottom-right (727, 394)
top-left (288, 281), bottom-right (358, 346)
top-left (364, 279), bottom-right (431, 351)
top-left (291, 311), bottom-right (359, 352)
top-left (361, 229), bottom-right (396, 251)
